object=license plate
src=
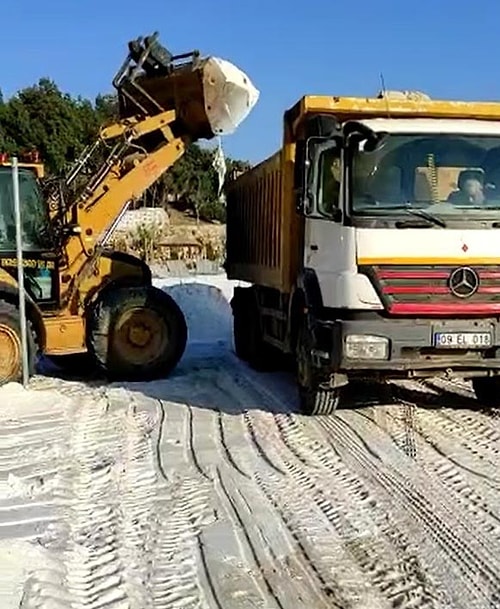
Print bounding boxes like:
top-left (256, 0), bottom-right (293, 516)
top-left (434, 332), bottom-right (492, 348)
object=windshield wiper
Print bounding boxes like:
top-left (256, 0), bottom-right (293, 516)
top-left (404, 208), bottom-right (446, 228)
top-left (384, 204), bottom-right (447, 228)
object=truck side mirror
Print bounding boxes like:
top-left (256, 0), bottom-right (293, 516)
top-left (294, 140), bottom-right (307, 213)
top-left (294, 116), bottom-right (342, 215)
top-left (297, 136), bottom-right (342, 220)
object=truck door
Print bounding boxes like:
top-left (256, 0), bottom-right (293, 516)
top-left (301, 139), bottom-right (358, 308)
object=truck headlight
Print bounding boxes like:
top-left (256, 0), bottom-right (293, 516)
top-left (344, 335), bottom-right (389, 360)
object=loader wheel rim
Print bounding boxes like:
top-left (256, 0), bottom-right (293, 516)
top-left (0, 324), bottom-right (21, 382)
top-left (114, 307), bottom-right (169, 367)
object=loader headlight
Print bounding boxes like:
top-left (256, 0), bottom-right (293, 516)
top-left (344, 335), bottom-right (389, 360)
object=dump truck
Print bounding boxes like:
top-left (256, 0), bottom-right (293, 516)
top-left (0, 32), bottom-right (258, 385)
top-left (225, 90), bottom-right (500, 414)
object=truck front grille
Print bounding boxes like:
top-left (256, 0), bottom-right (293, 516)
top-left (361, 265), bottom-right (500, 315)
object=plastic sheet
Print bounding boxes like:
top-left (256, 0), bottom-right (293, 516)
top-left (202, 57), bottom-right (259, 135)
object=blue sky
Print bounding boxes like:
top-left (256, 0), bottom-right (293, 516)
top-left (4, 0), bottom-right (500, 163)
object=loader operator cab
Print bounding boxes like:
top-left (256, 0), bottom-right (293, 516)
top-left (0, 166), bottom-right (52, 251)
top-left (0, 165), bottom-right (56, 303)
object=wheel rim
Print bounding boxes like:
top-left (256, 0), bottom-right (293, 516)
top-left (113, 307), bottom-right (169, 367)
top-left (0, 323), bottom-right (21, 382)
top-left (296, 324), bottom-right (312, 388)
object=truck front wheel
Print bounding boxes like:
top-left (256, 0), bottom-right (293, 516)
top-left (295, 317), bottom-right (340, 415)
top-left (472, 376), bottom-right (500, 407)
top-left (87, 285), bottom-right (187, 381)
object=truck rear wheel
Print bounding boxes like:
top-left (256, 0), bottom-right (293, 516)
top-left (0, 300), bottom-right (36, 385)
top-left (472, 376), bottom-right (500, 407)
top-left (87, 285), bottom-right (187, 381)
top-left (232, 289), bottom-right (279, 371)
top-left (295, 316), bottom-right (340, 415)
top-left (233, 295), bottom-right (252, 362)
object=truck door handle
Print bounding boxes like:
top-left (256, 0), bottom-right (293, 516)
top-left (310, 244), bottom-right (318, 251)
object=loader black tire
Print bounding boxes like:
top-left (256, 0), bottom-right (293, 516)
top-left (86, 285), bottom-right (187, 382)
top-left (0, 300), bottom-right (37, 385)
top-left (295, 315), bottom-right (340, 415)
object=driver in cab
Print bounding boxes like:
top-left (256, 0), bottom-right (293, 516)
top-left (447, 169), bottom-right (486, 205)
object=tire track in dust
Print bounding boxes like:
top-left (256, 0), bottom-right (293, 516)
top-left (0, 386), bottom-right (73, 544)
top-left (155, 393), bottom-right (277, 609)
top-left (379, 386), bottom-right (500, 492)
top-left (221, 419), bottom-right (372, 605)
top-left (429, 410), bottom-right (500, 472)
top-left (126, 394), bottom-right (212, 609)
top-left (116, 395), bottom-right (160, 608)
top-left (29, 375), bottom-right (106, 400)
top-left (384, 405), bottom-right (500, 490)
top-left (157, 381), bottom-right (318, 609)
top-left (270, 423), bottom-right (446, 609)
top-left (20, 394), bottom-right (128, 608)
top-left (19, 388), bottom-right (176, 609)
top-left (213, 403), bottom-right (334, 609)
top-left (363, 404), bottom-right (500, 493)
top-left (319, 412), bottom-right (500, 607)
top-left (151, 476), bottom-right (213, 609)
top-left (216, 370), bottom-right (426, 609)
top-left (224, 366), bottom-right (498, 608)
top-left (30, 376), bottom-right (217, 608)
top-left (411, 377), bottom-right (500, 456)
top-left (363, 404), bottom-right (500, 566)
top-left (274, 413), bottom-right (451, 609)
top-left (303, 377), bottom-right (500, 599)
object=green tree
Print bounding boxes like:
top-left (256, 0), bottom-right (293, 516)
top-left (157, 144), bottom-right (250, 222)
top-left (0, 78), bottom-right (250, 222)
top-left (0, 78), bottom-right (100, 173)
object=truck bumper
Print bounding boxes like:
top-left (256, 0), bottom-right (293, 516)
top-left (318, 316), bottom-right (500, 378)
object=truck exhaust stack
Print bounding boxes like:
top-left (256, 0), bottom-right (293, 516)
top-left (113, 32), bottom-right (259, 141)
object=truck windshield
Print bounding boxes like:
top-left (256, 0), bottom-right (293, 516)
top-left (0, 167), bottom-right (52, 251)
top-left (349, 133), bottom-right (500, 219)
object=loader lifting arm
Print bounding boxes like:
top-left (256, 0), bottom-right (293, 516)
top-left (49, 32), bottom-right (258, 309)
top-left (0, 31), bottom-right (258, 387)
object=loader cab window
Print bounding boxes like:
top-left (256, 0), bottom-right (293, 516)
top-left (317, 146), bottom-right (341, 216)
top-left (0, 167), bottom-right (52, 251)
top-left (349, 132), bottom-right (500, 221)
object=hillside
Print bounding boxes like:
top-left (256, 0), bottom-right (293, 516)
top-left (109, 205), bottom-right (226, 267)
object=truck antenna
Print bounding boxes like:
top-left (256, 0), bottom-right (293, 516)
top-left (379, 72), bottom-right (391, 118)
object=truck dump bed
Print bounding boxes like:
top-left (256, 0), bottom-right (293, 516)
top-left (225, 149), bottom-right (300, 293)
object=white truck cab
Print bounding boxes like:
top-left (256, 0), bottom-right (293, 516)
top-left (226, 92), bottom-right (500, 414)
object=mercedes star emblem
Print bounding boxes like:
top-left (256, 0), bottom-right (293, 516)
top-left (448, 266), bottom-right (480, 298)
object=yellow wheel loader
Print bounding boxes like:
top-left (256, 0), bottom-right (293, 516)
top-left (0, 32), bottom-right (258, 384)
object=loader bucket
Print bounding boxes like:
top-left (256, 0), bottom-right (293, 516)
top-left (115, 33), bottom-right (259, 142)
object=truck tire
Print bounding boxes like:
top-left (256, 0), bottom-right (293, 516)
top-left (0, 300), bottom-right (37, 385)
top-left (295, 316), bottom-right (340, 415)
top-left (232, 289), bottom-right (279, 371)
top-left (233, 295), bottom-right (252, 362)
top-left (86, 285), bottom-right (187, 381)
top-left (472, 376), bottom-right (500, 407)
